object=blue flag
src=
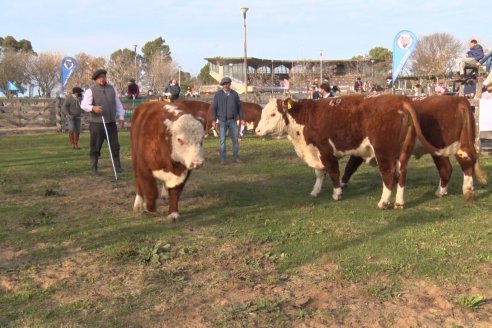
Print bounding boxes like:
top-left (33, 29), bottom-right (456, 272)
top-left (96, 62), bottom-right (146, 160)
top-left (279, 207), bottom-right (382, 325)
top-left (392, 30), bottom-right (418, 83)
top-left (61, 57), bottom-right (77, 88)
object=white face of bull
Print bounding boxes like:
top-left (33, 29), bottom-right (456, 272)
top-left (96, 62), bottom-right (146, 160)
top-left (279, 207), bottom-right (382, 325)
top-left (164, 114), bottom-right (205, 170)
top-left (255, 98), bottom-right (287, 137)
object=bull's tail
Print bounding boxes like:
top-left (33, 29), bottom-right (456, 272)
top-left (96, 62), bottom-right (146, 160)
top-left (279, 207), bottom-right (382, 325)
top-left (403, 101), bottom-right (440, 155)
top-left (460, 100), bottom-right (488, 186)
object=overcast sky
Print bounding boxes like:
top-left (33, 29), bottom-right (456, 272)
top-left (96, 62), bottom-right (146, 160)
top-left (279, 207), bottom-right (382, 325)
top-left (2, 0), bottom-right (490, 75)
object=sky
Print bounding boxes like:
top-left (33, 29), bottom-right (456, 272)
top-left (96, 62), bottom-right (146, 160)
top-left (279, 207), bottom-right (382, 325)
top-left (1, 0), bottom-right (491, 76)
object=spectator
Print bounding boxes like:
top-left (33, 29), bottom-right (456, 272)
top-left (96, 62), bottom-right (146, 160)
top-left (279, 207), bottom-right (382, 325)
top-left (482, 83), bottom-right (492, 99)
top-left (354, 77), bottom-right (364, 93)
top-left (126, 79), bottom-right (139, 99)
top-left (62, 86), bottom-right (83, 149)
top-left (164, 79), bottom-right (181, 101)
top-left (435, 80), bottom-right (448, 95)
top-left (310, 86), bottom-right (320, 99)
top-left (477, 50), bottom-right (492, 74)
top-left (311, 78), bottom-right (319, 89)
top-left (211, 77), bottom-right (244, 165)
top-left (464, 79), bottom-right (476, 99)
top-left (185, 86), bottom-right (193, 97)
top-left (319, 82), bottom-right (334, 98)
top-left (386, 76), bottom-right (393, 89)
top-left (81, 69), bottom-right (125, 176)
top-left (459, 39), bottom-right (484, 78)
top-left (283, 76), bottom-right (290, 94)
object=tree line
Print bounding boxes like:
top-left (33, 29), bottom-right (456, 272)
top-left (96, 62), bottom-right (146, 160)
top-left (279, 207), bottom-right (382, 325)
top-left (0, 32), bottom-right (467, 99)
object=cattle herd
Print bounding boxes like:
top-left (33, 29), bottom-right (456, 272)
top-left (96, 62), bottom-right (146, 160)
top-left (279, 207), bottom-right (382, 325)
top-left (130, 95), bottom-right (488, 221)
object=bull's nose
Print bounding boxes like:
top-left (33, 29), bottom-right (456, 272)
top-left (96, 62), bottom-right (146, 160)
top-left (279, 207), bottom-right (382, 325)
top-left (191, 160), bottom-right (204, 169)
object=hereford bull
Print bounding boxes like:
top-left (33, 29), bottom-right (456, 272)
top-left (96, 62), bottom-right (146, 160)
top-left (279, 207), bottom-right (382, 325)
top-left (131, 101), bottom-right (205, 221)
top-left (255, 95), bottom-right (439, 209)
top-left (205, 101), bottom-right (262, 137)
top-left (341, 96), bottom-right (487, 200)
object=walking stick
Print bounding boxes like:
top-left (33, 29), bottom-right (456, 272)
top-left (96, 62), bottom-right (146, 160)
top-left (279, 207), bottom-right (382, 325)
top-left (101, 115), bottom-right (118, 181)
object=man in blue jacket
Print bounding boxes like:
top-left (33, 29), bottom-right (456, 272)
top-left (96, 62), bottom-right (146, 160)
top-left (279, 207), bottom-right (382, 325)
top-left (459, 39), bottom-right (484, 78)
top-left (211, 77), bottom-right (244, 165)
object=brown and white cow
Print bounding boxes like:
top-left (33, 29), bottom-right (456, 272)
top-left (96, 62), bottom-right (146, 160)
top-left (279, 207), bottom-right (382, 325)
top-left (131, 101), bottom-right (205, 221)
top-left (239, 101), bottom-right (262, 137)
top-left (172, 99), bottom-right (211, 130)
top-left (255, 95), bottom-right (439, 209)
top-left (341, 96), bottom-right (487, 200)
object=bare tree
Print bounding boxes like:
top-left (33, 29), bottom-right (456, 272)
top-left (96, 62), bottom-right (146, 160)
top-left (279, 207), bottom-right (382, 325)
top-left (107, 48), bottom-right (136, 95)
top-left (0, 49), bottom-right (30, 98)
top-left (410, 32), bottom-right (462, 78)
top-left (27, 51), bottom-right (62, 98)
top-left (65, 53), bottom-right (106, 94)
top-left (146, 52), bottom-right (178, 95)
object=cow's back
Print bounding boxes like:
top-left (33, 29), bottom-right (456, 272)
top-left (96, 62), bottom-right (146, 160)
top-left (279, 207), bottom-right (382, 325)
top-left (172, 99), bottom-right (211, 129)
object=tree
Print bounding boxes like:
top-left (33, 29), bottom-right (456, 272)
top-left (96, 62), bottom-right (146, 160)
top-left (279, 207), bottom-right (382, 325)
top-left (368, 47), bottom-right (392, 61)
top-left (197, 64), bottom-right (216, 85)
top-left (0, 49), bottom-right (30, 98)
top-left (64, 53), bottom-right (106, 94)
top-left (141, 37), bottom-right (172, 63)
top-left (27, 51), bottom-right (62, 97)
top-left (107, 48), bottom-right (139, 94)
top-left (145, 52), bottom-right (178, 94)
top-left (409, 32), bottom-right (462, 78)
top-left (1, 35), bottom-right (34, 53)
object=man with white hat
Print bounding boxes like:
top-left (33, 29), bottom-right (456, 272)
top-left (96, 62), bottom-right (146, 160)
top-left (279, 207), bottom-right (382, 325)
top-left (211, 77), bottom-right (245, 164)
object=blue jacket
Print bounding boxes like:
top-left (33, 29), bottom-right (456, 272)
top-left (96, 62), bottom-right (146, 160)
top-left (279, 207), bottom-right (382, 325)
top-left (211, 89), bottom-right (244, 121)
top-left (467, 44), bottom-right (484, 61)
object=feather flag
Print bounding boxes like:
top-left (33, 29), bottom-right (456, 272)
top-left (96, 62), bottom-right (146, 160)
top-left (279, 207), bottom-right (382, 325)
top-left (61, 57), bottom-right (77, 88)
top-left (392, 30), bottom-right (418, 83)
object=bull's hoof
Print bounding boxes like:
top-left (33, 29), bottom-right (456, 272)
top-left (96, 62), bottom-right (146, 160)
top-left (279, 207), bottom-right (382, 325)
top-left (310, 191), bottom-right (319, 197)
top-left (377, 201), bottom-right (390, 209)
top-left (463, 190), bottom-right (475, 202)
top-left (332, 194), bottom-right (342, 201)
top-left (167, 212), bottom-right (180, 223)
top-left (435, 190), bottom-right (448, 198)
top-left (393, 203), bottom-right (405, 210)
top-left (340, 182), bottom-right (348, 189)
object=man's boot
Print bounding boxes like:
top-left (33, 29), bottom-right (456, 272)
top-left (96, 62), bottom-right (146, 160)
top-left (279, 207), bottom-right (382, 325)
top-left (73, 133), bottom-right (80, 149)
top-left (68, 133), bottom-right (75, 148)
top-left (90, 156), bottom-right (99, 176)
top-left (113, 156), bottom-right (123, 173)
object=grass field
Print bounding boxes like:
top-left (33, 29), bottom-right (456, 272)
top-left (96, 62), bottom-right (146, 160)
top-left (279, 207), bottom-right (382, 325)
top-left (1, 131), bottom-right (491, 327)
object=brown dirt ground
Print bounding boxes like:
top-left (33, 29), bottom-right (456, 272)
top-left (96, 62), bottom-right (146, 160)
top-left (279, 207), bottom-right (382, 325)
top-left (1, 172), bottom-right (491, 327)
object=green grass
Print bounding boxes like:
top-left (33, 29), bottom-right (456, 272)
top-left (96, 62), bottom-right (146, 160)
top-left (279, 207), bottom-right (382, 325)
top-left (0, 131), bottom-right (491, 326)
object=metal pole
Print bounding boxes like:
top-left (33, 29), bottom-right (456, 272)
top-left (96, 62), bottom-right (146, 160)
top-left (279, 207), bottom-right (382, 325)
top-left (133, 44), bottom-right (138, 83)
top-left (241, 7), bottom-right (249, 94)
top-left (320, 50), bottom-right (323, 83)
top-left (101, 115), bottom-right (118, 181)
top-left (178, 66), bottom-right (181, 86)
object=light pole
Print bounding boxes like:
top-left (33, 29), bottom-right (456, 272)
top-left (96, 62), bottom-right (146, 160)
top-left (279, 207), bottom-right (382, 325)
top-left (178, 66), bottom-right (181, 86)
top-left (133, 44), bottom-right (138, 82)
top-left (370, 59), bottom-right (375, 82)
top-left (240, 7), bottom-right (249, 94)
top-left (319, 50), bottom-right (323, 83)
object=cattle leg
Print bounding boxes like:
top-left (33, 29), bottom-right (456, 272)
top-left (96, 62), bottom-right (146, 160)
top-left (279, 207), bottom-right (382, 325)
top-left (394, 153), bottom-right (412, 209)
top-left (431, 156), bottom-right (453, 197)
top-left (135, 170), bottom-right (159, 213)
top-left (166, 172), bottom-right (191, 222)
top-left (322, 156), bottom-right (342, 201)
top-left (310, 169), bottom-right (326, 197)
top-left (455, 152), bottom-right (475, 201)
top-left (341, 156), bottom-right (364, 188)
top-left (375, 159), bottom-right (395, 209)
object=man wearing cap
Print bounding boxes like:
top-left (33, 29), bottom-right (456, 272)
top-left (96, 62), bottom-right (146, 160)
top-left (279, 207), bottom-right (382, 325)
top-left (81, 69), bottom-right (125, 176)
top-left (62, 86), bottom-right (84, 149)
top-left (211, 77), bottom-right (245, 164)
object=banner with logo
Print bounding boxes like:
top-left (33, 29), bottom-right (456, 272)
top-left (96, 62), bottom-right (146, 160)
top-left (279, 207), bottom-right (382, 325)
top-left (392, 30), bottom-right (418, 83)
top-left (61, 57), bottom-right (77, 88)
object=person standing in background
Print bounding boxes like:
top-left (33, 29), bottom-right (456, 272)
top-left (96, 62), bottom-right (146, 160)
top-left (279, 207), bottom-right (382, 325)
top-left (164, 79), bottom-right (181, 101)
top-left (211, 77), bottom-right (244, 165)
top-left (62, 86), bottom-right (84, 149)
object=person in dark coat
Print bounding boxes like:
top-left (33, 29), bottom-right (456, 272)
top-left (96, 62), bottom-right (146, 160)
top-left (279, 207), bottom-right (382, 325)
top-left (62, 87), bottom-right (83, 149)
top-left (164, 79), bottom-right (181, 101)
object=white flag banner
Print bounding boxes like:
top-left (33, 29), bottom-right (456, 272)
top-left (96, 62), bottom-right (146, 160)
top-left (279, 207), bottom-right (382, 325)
top-left (479, 99), bottom-right (492, 131)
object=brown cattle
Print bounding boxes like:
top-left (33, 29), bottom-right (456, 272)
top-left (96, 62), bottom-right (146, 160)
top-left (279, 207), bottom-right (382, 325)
top-left (172, 99), bottom-right (211, 130)
top-left (131, 101), bottom-right (205, 221)
top-left (255, 95), bottom-right (439, 209)
top-left (341, 96), bottom-right (487, 200)
top-left (239, 101), bottom-right (262, 136)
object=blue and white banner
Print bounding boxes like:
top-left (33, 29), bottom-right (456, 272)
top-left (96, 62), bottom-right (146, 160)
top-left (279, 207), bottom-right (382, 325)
top-left (392, 30), bottom-right (418, 83)
top-left (61, 57), bottom-right (77, 88)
